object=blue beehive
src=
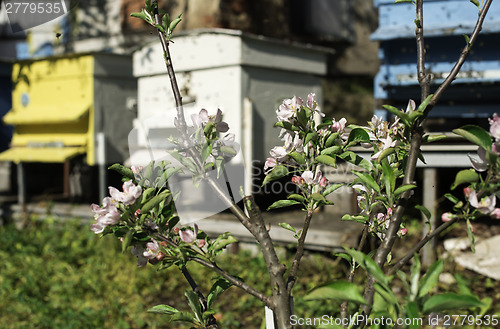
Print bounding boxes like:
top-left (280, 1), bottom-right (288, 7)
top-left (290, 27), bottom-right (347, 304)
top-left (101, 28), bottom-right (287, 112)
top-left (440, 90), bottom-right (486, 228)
top-left (372, 0), bottom-right (500, 129)
top-left (0, 60), bottom-right (13, 152)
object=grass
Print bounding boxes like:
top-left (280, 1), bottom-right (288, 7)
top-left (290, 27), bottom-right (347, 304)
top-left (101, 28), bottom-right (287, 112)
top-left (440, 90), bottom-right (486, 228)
top-left (1, 217), bottom-right (499, 328)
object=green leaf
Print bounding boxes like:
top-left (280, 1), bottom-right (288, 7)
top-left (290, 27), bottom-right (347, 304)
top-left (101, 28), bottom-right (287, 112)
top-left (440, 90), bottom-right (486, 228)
top-left (322, 183), bottom-right (343, 196)
top-left (207, 278), bottom-right (232, 309)
top-left (415, 204), bottom-right (431, 221)
top-left (376, 147), bottom-right (396, 162)
top-left (220, 145), bottom-right (237, 155)
top-left (451, 169), bottom-right (479, 190)
top-left (170, 311), bottom-right (196, 323)
top-left (185, 290), bottom-right (203, 322)
top-left (201, 143), bottom-right (212, 162)
top-left (130, 11), bottom-right (150, 23)
top-left (339, 151), bottom-right (372, 171)
top-left (394, 184), bottom-right (417, 197)
top-left (444, 193), bottom-right (460, 204)
top-left (352, 171), bottom-right (381, 193)
top-left (262, 165), bottom-right (289, 187)
top-left (463, 34), bottom-right (471, 47)
top-left (278, 222), bottom-right (297, 233)
top-left (416, 94), bottom-right (434, 113)
top-left (418, 259), bottom-right (443, 298)
top-left (147, 304), bottom-right (180, 315)
top-left (108, 163), bottom-right (135, 180)
top-left (267, 200), bottom-right (300, 210)
top-left (122, 230), bottom-right (135, 253)
top-left (395, 0), bottom-right (413, 3)
top-left (453, 125), bottom-right (492, 150)
top-left (470, 0), bottom-right (480, 7)
top-left (347, 128), bottom-right (371, 144)
top-left (304, 281), bottom-right (368, 305)
top-left (342, 214), bottom-right (369, 224)
top-left (405, 301), bottom-right (421, 329)
top-left (345, 249), bottom-right (389, 287)
top-left (274, 121), bottom-right (299, 131)
top-left (383, 104), bottom-right (411, 126)
top-left (288, 151), bottom-right (305, 165)
top-left (315, 154), bottom-right (337, 167)
top-left (212, 235), bottom-right (238, 252)
top-left (287, 194), bottom-right (306, 202)
top-left (305, 132), bottom-right (319, 145)
top-left (423, 134), bottom-right (446, 144)
top-left (422, 293), bottom-right (483, 314)
top-left (325, 132), bottom-right (340, 147)
top-left (311, 192), bottom-right (327, 204)
top-left (169, 15), bottom-right (182, 32)
top-left (142, 190), bottom-right (172, 213)
top-left (374, 283), bottom-right (400, 310)
top-left (320, 145), bottom-right (342, 156)
top-left (381, 160), bottom-right (395, 197)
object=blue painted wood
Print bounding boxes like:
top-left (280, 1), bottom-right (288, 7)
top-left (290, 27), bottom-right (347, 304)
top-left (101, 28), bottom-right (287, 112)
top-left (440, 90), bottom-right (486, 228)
top-left (372, 0), bottom-right (500, 120)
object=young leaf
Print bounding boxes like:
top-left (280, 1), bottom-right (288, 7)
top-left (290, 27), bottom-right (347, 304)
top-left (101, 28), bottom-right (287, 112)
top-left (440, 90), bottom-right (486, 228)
top-left (315, 154), bottom-right (337, 167)
top-left (304, 281), bottom-right (368, 305)
top-left (470, 0), bottom-right (480, 7)
top-left (422, 293), bottom-right (483, 314)
top-left (142, 190), bottom-right (172, 213)
top-left (108, 163), bottom-right (135, 180)
top-left (304, 131), bottom-right (319, 145)
top-left (320, 145), bottom-right (342, 156)
top-left (394, 184), bottom-right (417, 197)
top-left (274, 121), bottom-right (299, 131)
top-left (267, 200), bottom-right (301, 210)
top-left (322, 183), bottom-right (343, 196)
top-left (416, 94), bottom-right (434, 113)
top-left (453, 125), bottom-right (492, 151)
top-left (415, 204), bottom-right (431, 221)
top-left (451, 169), bottom-right (479, 190)
top-left (207, 278), bottom-right (232, 309)
top-left (383, 104), bottom-right (411, 127)
top-left (342, 214), bottom-right (369, 224)
top-left (339, 151), bottom-right (372, 171)
top-left (287, 193), bottom-right (306, 202)
top-left (288, 151), bottom-right (305, 165)
top-left (148, 304), bottom-right (180, 315)
top-left (278, 222), bottom-right (297, 233)
top-left (418, 259), bottom-right (443, 298)
top-left (262, 165), bottom-right (289, 186)
top-left (347, 128), bottom-right (371, 144)
top-left (185, 290), bottom-right (203, 322)
top-left (352, 171), bottom-right (381, 193)
top-left (122, 229), bottom-right (135, 253)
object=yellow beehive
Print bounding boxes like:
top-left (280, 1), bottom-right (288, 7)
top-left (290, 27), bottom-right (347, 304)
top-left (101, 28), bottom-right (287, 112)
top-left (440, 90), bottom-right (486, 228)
top-left (0, 53), bottom-right (136, 166)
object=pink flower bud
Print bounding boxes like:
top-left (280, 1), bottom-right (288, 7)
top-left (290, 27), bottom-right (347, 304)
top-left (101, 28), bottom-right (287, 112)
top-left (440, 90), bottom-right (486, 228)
top-left (156, 252), bottom-right (166, 261)
top-left (398, 228), bottom-right (408, 236)
top-left (173, 227), bottom-right (180, 234)
top-left (319, 177), bottom-right (328, 188)
top-left (135, 209), bottom-right (141, 217)
top-left (441, 212), bottom-right (453, 222)
top-left (198, 239), bottom-right (206, 248)
top-left (463, 187), bottom-right (472, 198)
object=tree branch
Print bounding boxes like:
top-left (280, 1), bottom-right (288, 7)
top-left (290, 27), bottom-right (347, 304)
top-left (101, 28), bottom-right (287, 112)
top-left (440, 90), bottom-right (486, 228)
top-left (286, 209), bottom-right (313, 294)
top-left (388, 217), bottom-right (459, 275)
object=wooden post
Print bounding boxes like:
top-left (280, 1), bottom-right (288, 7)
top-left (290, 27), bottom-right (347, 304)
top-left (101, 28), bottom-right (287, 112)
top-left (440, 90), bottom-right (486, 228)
top-left (422, 167), bottom-right (437, 266)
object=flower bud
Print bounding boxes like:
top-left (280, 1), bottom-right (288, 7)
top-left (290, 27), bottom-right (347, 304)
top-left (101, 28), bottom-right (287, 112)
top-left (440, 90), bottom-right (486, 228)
top-left (198, 239), bottom-right (206, 248)
top-left (173, 227), bottom-right (180, 234)
top-left (156, 251), bottom-right (166, 261)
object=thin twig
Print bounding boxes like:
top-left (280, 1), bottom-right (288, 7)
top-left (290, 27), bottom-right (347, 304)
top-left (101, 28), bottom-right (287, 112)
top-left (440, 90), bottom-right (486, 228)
top-left (286, 209), bottom-right (314, 294)
top-left (388, 217), bottom-right (459, 275)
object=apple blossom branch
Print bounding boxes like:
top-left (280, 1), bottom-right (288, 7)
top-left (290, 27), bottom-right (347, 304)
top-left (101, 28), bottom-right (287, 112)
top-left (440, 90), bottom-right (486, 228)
top-left (358, 0), bottom-right (494, 324)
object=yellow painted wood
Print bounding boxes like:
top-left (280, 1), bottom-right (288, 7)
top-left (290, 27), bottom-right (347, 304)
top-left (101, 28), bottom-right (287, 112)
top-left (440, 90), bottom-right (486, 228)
top-left (0, 146), bottom-right (86, 163)
top-left (7, 54), bottom-right (96, 164)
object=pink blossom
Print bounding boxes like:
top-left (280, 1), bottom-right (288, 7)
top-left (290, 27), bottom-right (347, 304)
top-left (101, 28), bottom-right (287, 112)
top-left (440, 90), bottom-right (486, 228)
top-left (398, 228), bottom-right (408, 236)
top-left (180, 224), bottom-right (199, 243)
top-left (307, 93), bottom-right (315, 108)
top-left (468, 147), bottom-right (488, 172)
top-left (198, 239), bottom-right (206, 248)
top-left (319, 176), bottom-right (328, 188)
top-left (405, 99), bottom-right (416, 113)
top-left (191, 108), bottom-right (229, 132)
top-left (90, 197), bottom-right (120, 234)
top-left (264, 157), bottom-right (277, 173)
top-left (371, 136), bottom-right (398, 161)
top-left (276, 96), bottom-right (303, 122)
top-left (331, 118), bottom-right (347, 133)
top-left (441, 212), bottom-right (453, 222)
top-left (109, 181), bottom-right (142, 205)
top-left (491, 208), bottom-right (500, 219)
top-left (291, 175), bottom-right (305, 185)
top-left (489, 113), bottom-right (500, 140)
top-left (269, 146), bottom-right (288, 161)
top-left (469, 190), bottom-right (496, 214)
top-left (142, 239), bottom-right (160, 259)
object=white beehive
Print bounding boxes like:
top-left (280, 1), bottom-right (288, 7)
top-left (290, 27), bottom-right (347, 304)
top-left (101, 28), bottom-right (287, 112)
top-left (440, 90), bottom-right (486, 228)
top-left (131, 29), bottom-right (330, 222)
